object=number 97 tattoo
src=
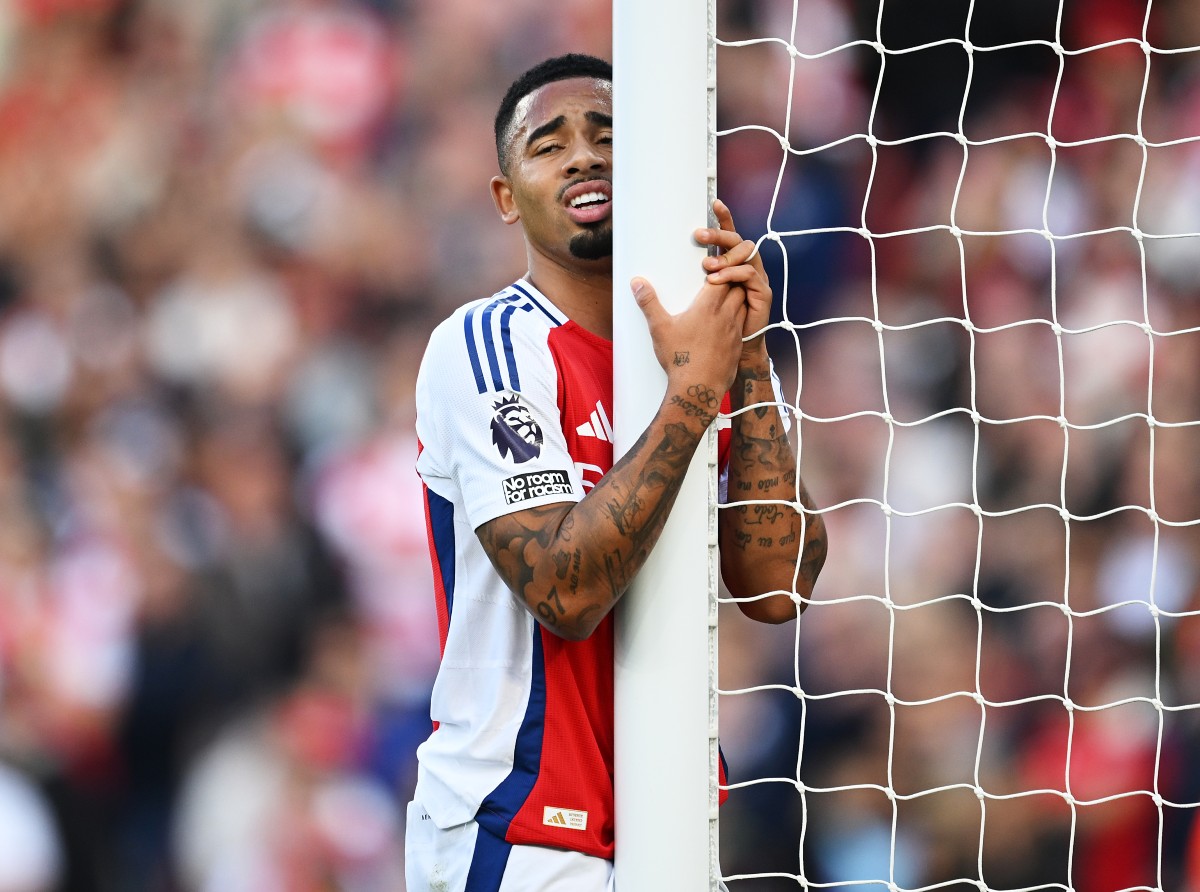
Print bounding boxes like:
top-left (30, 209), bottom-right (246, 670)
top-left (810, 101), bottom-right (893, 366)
top-left (537, 587), bottom-right (565, 625)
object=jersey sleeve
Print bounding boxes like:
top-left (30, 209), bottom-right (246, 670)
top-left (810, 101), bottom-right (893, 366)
top-left (416, 306), bottom-right (584, 530)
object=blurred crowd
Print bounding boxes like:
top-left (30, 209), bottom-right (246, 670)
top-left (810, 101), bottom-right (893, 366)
top-left (0, 0), bottom-right (602, 889)
top-left (713, 1), bottom-right (1200, 890)
top-left (0, 0), bottom-right (1198, 891)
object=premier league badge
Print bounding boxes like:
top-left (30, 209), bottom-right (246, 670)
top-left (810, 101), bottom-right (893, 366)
top-left (491, 392), bottom-right (543, 463)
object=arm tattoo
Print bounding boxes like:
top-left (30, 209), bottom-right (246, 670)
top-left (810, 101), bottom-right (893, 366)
top-left (722, 359), bottom-right (828, 599)
top-left (603, 422), bottom-right (694, 543)
top-left (667, 383), bottom-right (722, 428)
top-left (477, 503), bottom-right (566, 613)
top-left (477, 411), bottom-right (705, 638)
top-left (669, 394), bottom-right (717, 427)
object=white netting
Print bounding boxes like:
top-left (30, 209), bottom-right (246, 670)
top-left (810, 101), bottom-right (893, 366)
top-left (714, 2), bottom-right (1200, 890)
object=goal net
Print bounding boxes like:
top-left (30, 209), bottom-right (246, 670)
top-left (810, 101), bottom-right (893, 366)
top-left (711, 2), bottom-right (1200, 891)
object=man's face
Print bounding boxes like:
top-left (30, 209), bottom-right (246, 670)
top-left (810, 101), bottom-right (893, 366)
top-left (492, 77), bottom-right (614, 266)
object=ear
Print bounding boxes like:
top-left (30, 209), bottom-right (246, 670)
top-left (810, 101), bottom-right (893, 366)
top-left (490, 176), bottom-right (520, 225)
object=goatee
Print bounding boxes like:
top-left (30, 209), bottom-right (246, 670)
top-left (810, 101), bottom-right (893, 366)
top-left (569, 225), bottom-right (612, 261)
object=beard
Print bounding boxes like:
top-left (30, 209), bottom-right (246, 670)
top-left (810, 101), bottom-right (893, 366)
top-left (569, 223), bottom-right (613, 261)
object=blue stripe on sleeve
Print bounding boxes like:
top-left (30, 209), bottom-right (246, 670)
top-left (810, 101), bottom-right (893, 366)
top-left (464, 285), bottom-right (560, 395)
top-left (463, 306), bottom-right (487, 394)
top-left (480, 298), bottom-right (511, 392)
top-left (498, 302), bottom-right (534, 393)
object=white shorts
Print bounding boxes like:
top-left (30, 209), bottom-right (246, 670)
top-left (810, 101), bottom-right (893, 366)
top-left (404, 801), bottom-right (615, 892)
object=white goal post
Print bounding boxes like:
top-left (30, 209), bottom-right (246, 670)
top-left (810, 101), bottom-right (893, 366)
top-left (612, 2), bottom-right (719, 892)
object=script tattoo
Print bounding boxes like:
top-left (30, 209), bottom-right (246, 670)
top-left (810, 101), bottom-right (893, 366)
top-left (799, 512), bottom-right (829, 586)
top-left (669, 394), bottom-right (716, 427)
top-left (720, 359), bottom-right (829, 603)
top-left (668, 383), bottom-right (722, 428)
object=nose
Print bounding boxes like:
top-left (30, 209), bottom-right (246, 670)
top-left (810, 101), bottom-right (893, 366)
top-left (561, 138), bottom-right (607, 177)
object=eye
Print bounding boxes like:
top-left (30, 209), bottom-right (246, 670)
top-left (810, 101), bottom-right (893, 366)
top-left (597, 134), bottom-right (613, 146)
top-left (535, 142), bottom-right (561, 156)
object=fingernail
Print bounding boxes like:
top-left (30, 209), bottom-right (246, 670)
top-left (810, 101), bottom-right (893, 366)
top-left (630, 278), bottom-right (646, 297)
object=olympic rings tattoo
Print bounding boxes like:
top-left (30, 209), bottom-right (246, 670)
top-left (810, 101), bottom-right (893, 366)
top-left (686, 384), bottom-right (719, 408)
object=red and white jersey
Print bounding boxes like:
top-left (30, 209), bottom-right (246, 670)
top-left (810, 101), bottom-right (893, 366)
top-left (413, 278), bottom-right (777, 860)
top-left (414, 279), bottom-right (618, 859)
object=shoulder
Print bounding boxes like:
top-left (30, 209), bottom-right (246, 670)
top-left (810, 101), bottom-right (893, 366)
top-left (420, 281), bottom-right (568, 396)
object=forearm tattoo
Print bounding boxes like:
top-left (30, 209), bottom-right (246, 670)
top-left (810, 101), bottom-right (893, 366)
top-left (478, 411), bottom-right (703, 638)
top-left (477, 503), bottom-right (572, 623)
top-left (723, 362), bottom-right (828, 593)
top-left (668, 383), bottom-right (720, 428)
top-left (599, 420), bottom-right (697, 589)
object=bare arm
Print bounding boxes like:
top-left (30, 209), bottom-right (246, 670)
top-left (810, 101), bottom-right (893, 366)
top-left (719, 350), bottom-right (827, 622)
top-left (476, 277), bottom-right (745, 640)
top-left (698, 201), bottom-right (828, 622)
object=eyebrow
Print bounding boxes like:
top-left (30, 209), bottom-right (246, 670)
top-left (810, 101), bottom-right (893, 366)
top-left (524, 111), bottom-right (613, 152)
top-left (525, 116), bottom-right (566, 150)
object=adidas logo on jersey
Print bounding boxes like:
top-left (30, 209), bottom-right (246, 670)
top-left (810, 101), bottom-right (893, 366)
top-left (542, 806), bottom-right (588, 831)
top-left (576, 401), bottom-right (614, 442)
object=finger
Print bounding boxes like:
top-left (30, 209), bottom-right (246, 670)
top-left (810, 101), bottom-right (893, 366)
top-left (696, 228), bottom-right (765, 278)
top-left (706, 261), bottom-right (768, 289)
top-left (717, 282), bottom-right (752, 322)
top-left (631, 277), bottom-right (669, 327)
top-left (730, 291), bottom-right (749, 329)
top-left (702, 238), bottom-right (758, 271)
top-left (713, 199), bottom-right (736, 233)
top-left (694, 225), bottom-right (745, 253)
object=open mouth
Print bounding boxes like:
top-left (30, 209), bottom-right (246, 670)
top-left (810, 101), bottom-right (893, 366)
top-left (563, 180), bottom-right (612, 225)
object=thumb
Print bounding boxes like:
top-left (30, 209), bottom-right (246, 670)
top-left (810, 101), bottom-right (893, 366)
top-left (631, 277), bottom-right (667, 327)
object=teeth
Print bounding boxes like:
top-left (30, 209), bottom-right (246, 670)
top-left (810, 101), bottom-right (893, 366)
top-left (570, 191), bottom-right (609, 208)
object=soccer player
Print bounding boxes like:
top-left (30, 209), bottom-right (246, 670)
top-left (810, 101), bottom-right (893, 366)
top-left (407, 53), bottom-right (827, 891)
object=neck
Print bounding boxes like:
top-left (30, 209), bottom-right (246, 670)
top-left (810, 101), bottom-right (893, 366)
top-left (526, 252), bottom-right (614, 340)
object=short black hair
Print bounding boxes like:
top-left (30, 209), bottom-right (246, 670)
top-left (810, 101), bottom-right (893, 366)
top-left (494, 53), bottom-right (613, 173)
